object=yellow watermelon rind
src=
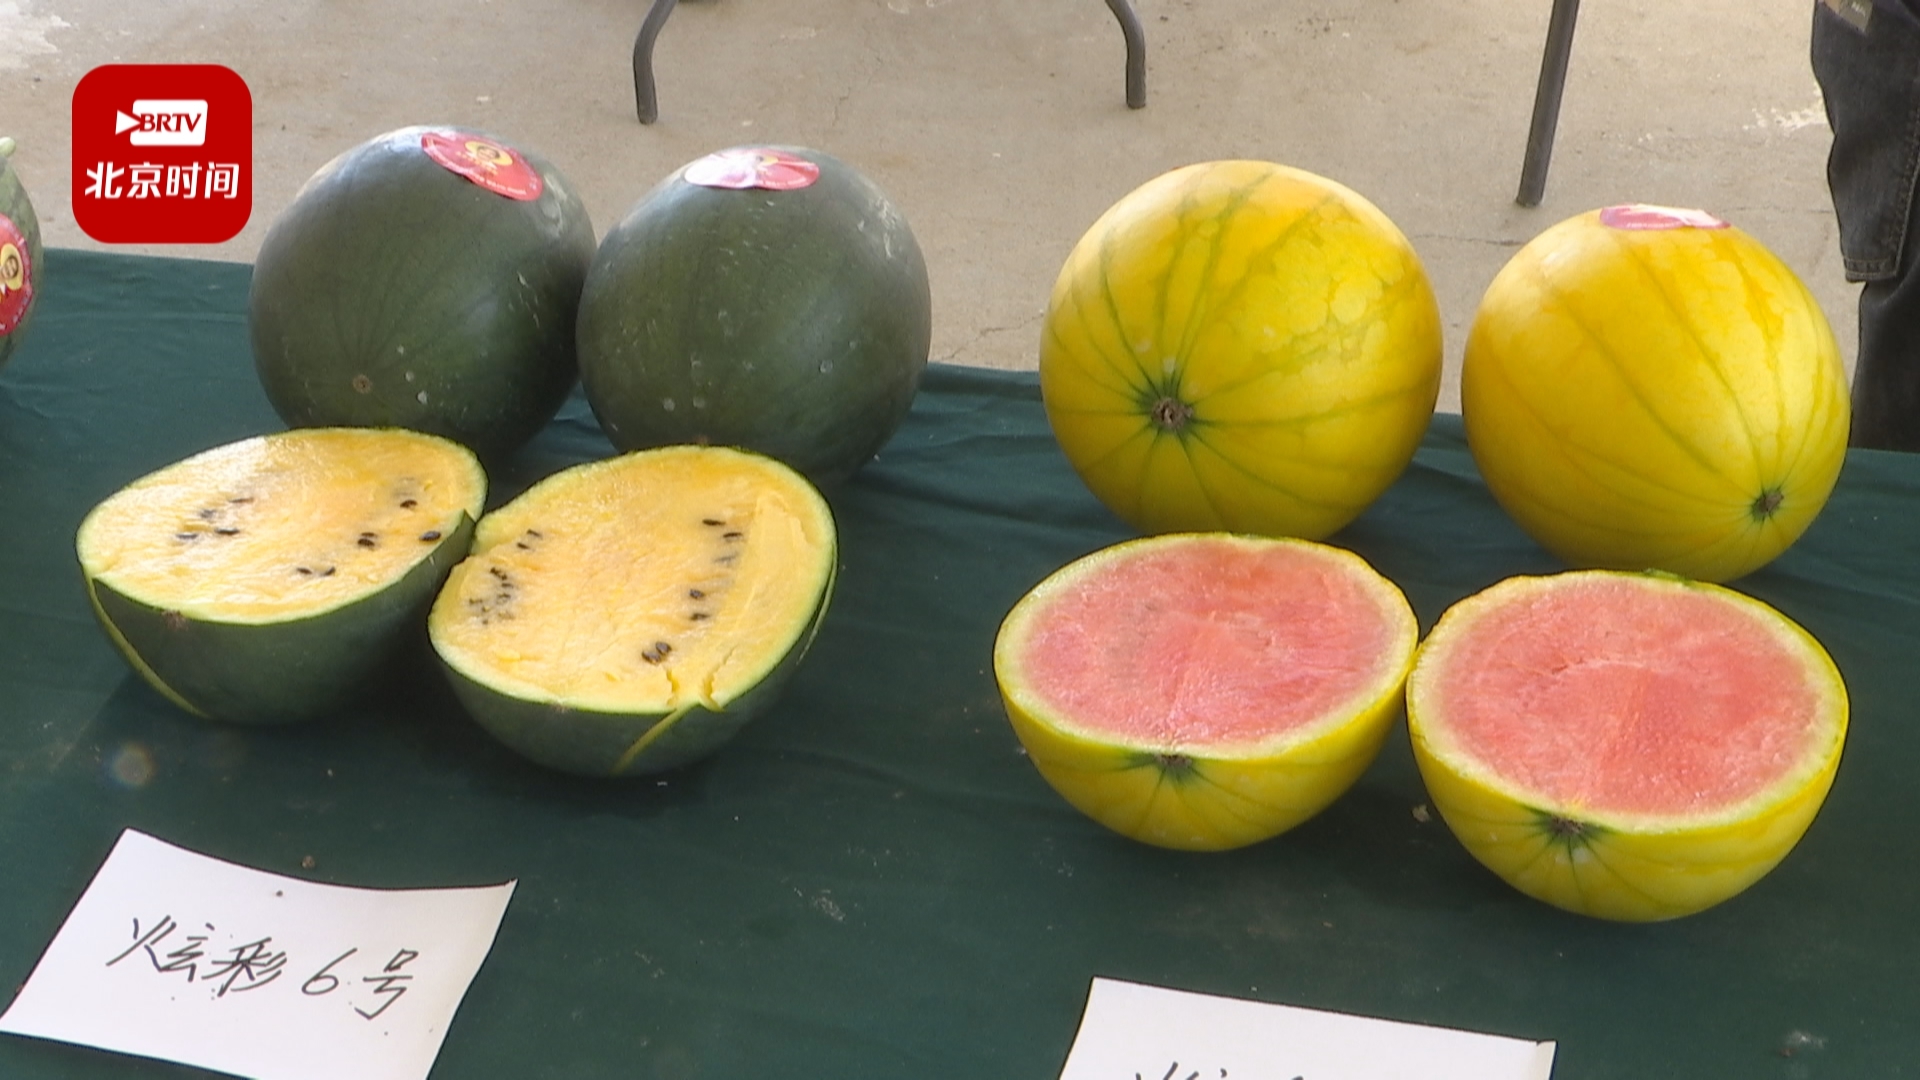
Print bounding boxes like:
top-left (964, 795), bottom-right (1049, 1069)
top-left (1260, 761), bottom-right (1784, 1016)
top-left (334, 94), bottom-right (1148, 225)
top-left (1460, 208), bottom-right (1850, 583)
top-left (993, 533), bottom-right (1419, 851)
top-left (1405, 570), bottom-right (1848, 922)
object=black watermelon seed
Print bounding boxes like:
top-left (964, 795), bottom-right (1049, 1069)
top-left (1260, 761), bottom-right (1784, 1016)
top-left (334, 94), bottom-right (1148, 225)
top-left (688, 589), bottom-right (705, 600)
top-left (197, 508), bottom-right (217, 520)
top-left (655, 641), bottom-right (672, 655)
top-left (214, 527), bottom-right (240, 536)
top-left (294, 567), bottom-right (313, 576)
top-left (357, 536), bottom-right (377, 548)
top-left (526, 529), bottom-right (543, 538)
top-left (175, 532), bottom-right (198, 541)
top-left (399, 499), bottom-right (418, 509)
top-left (722, 531), bottom-right (743, 541)
top-left (689, 612), bottom-right (711, 621)
top-left (321, 567), bottom-right (337, 577)
top-left (229, 496), bottom-right (252, 504)
top-left (420, 531), bottom-right (442, 542)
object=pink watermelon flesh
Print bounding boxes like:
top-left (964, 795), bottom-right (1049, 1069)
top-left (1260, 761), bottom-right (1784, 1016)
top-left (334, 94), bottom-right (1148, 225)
top-left (1019, 539), bottom-right (1400, 749)
top-left (1430, 577), bottom-right (1823, 816)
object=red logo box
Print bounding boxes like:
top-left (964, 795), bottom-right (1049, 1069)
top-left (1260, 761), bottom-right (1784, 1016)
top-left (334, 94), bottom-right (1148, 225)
top-left (72, 64), bottom-right (252, 244)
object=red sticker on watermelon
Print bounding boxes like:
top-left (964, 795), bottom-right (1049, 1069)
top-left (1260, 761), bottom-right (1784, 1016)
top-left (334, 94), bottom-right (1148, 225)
top-left (1599, 204), bottom-right (1728, 230)
top-left (0, 213), bottom-right (30, 336)
top-left (421, 130), bottom-right (543, 201)
top-left (682, 148), bottom-right (820, 191)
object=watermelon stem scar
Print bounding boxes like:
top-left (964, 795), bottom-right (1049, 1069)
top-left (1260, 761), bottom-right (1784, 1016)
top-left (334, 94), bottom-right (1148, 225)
top-left (1148, 395), bottom-right (1193, 433)
top-left (1751, 487), bottom-right (1785, 521)
top-left (1132, 751), bottom-right (1197, 778)
top-left (1537, 810), bottom-right (1604, 850)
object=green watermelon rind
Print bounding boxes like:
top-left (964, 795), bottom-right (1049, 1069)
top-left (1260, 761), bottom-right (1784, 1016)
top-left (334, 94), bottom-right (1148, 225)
top-left (83, 511), bottom-right (479, 726)
top-left (575, 145), bottom-right (932, 489)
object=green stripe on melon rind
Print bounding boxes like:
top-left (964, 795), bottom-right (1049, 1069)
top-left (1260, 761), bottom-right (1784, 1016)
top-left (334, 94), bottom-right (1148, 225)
top-left (83, 577), bottom-right (206, 719)
top-left (1011, 691), bottom-right (1401, 851)
top-left (1041, 315), bottom-right (1150, 407)
top-left (1468, 302), bottom-right (1750, 515)
top-left (85, 512), bottom-right (477, 725)
top-left (1600, 227), bottom-right (1774, 476)
top-left (438, 552), bottom-right (837, 778)
top-left (1075, 170), bottom-right (1288, 406)
top-left (1464, 339), bottom-right (1824, 579)
top-left (1180, 262), bottom-right (1436, 410)
top-left (1160, 185), bottom-right (1341, 370)
top-left (1542, 232), bottom-right (1765, 496)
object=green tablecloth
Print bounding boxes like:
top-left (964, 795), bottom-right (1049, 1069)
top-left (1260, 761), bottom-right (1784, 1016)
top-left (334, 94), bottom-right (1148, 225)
top-left (2, 250), bottom-right (1915, 1079)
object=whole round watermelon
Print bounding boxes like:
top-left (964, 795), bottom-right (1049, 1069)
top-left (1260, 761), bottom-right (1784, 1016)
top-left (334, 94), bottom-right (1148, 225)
top-left (1462, 204), bottom-right (1849, 583)
top-left (1039, 160), bottom-right (1442, 541)
top-left (250, 126), bottom-right (596, 462)
top-left (0, 137), bottom-right (42, 371)
top-left (576, 146), bottom-right (932, 489)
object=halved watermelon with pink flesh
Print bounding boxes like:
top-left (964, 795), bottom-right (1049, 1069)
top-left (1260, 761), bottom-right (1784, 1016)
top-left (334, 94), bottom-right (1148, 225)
top-left (1406, 570), bottom-right (1848, 922)
top-left (993, 533), bottom-right (1418, 851)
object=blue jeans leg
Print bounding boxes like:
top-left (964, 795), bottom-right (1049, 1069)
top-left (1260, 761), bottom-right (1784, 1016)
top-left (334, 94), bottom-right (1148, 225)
top-left (1812, 2), bottom-right (1920, 450)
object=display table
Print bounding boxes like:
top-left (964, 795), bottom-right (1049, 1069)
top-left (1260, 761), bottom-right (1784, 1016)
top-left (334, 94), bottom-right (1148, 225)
top-left (1, 250), bottom-right (1913, 1078)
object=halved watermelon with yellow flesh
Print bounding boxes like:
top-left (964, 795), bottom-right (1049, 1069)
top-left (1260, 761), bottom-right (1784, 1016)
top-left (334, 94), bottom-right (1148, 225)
top-left (428, 444), bottom-right (837, 777)
top-left (993, 533), bottom-right (1419, 851)
top-left (77, 428), bottom-right (486, 725)
top-left (1406, 570), bottom-right (1848, 922)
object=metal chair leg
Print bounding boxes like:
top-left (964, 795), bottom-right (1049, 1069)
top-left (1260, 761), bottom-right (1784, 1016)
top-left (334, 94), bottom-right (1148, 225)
top-left (633, 0), bottom-right (680, 125)
top-left (1105, 0), bottom-right (1148, 109)
top-left (1516, 0), bottom-right (1580, 207)
top-left (634, 0), bottom-right (1145, 124)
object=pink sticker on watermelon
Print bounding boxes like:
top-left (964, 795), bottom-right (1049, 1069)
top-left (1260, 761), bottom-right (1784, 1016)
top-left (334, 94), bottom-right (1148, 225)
top-left (683, 148), bottom-right (820, 191)
top-left (0, 213), bottom-right (30, 336)
top-left (420, 130), bottom-right (543, 201)
top-left (1599, 204), bottom-right (1728, 230)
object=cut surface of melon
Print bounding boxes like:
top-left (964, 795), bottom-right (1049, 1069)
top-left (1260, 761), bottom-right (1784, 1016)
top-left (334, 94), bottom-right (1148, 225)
top-left (1408, 572), bottom-right (1846, 828)
top-left (999, 534), bottom-right (1416, 755)
top-left (78, 427), bottom-right (486, 622)
top-left (1405, 570), bottom-right (1848, 920)
top-left (429, 445), bottom-right (836, 716)
top-left (992, 533), bottom-right (1419, 851)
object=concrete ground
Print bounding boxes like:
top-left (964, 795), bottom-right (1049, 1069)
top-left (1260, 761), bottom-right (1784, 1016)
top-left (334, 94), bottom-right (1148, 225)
top-left (0, 0), bottom-right (1847, 411)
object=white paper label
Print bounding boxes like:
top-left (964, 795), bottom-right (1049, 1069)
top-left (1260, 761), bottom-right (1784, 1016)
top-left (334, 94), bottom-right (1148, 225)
top-left (1059, 978), bottom-right (1556, 1080)
top-left (0, 829), bottom-right (516, 1080)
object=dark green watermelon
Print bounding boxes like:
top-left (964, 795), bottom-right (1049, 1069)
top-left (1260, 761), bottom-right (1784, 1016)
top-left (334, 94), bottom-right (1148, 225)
top-left (576, 146), bottom-right (932, 488)
top-left (249, 126), bottom-right (595, 462)
top-left (0, 137), bottom-right (42, 371)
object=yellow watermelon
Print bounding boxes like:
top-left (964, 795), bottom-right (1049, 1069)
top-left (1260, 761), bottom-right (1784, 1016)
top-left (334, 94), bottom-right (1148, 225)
top-left (1461, 204), bottom-right (1850, 583)
top-left (1039, 160), bottom-right (1442, 541)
